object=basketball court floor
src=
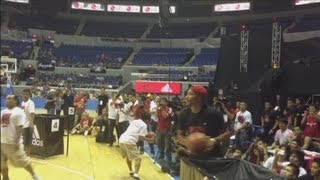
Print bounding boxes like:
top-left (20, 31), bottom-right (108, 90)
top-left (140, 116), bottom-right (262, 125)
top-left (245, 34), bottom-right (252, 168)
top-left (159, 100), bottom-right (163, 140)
top-left (4, 109), bottom-right (173, 180)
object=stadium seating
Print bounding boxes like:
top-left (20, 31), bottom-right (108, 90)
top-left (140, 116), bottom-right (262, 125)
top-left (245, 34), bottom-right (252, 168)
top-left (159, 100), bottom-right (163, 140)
top-left (34, 72), bottom-right (123, 89)
top-left (130, 48), bottom-right (193, 66)
top-left (53, 44), bottom-right (133, 69)
top-left (193, 71), bottom-right (215, 82)
top-left (1, 40), bottom-right (33, 59)
top-left (141, 69), bottom-right (215, 82)
top-left (188, 48), bottom-right (219, 66)
top-left (289, 17), bottom-right (320, 32)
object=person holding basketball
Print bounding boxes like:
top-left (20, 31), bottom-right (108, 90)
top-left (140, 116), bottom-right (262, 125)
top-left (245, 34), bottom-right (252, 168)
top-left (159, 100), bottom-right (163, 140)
top-left (119, 105), bottom-right (155, 180)
top-left (175, 85), bottom-right (230, 158)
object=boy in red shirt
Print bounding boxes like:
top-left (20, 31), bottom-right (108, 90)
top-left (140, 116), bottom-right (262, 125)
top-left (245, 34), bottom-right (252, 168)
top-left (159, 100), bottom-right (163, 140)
top-left (71, 112), bottom-right (93, 135)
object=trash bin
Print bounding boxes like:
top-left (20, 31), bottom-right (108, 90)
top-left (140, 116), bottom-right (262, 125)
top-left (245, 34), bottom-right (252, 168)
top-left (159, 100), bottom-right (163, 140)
top-left (31, 114), bottom-right (64, 158)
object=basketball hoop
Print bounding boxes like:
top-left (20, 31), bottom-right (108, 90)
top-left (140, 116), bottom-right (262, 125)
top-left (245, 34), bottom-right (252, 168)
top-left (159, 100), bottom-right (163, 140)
top-left (0, 65), bottom-right (8, 83)
top-left (1, 56), bottom-right (17, 84)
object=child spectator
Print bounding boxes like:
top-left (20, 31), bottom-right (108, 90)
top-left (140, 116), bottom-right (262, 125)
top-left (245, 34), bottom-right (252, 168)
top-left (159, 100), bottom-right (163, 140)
top-left (71, 112), bottom-right (93, 135)
top-left (119, 105), bottom-right (155, 180)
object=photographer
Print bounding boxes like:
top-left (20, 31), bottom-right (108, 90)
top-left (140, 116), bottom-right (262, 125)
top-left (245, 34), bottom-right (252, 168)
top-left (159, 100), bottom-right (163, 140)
top-left (96, 88), bottom-right (109, 116)
top-left (213, 97), bottom-right (236, 123)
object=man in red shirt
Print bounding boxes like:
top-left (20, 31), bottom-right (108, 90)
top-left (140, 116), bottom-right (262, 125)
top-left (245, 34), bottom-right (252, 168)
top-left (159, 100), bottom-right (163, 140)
top-left (73, 91), bottom-right (87, 126)
top-left (157, 97), bottom-right (173, 161)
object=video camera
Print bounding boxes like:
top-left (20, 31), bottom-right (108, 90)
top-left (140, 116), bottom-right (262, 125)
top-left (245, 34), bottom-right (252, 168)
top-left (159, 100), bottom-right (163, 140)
top-left (168, 101), bottom-right (183, 112)
top-left (214, 96), bottom-right (229, 108)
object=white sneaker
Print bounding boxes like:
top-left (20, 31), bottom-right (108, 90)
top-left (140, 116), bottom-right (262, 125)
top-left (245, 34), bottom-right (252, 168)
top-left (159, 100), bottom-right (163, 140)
top-left (32, 174), bottom-right (41, 180)
top-left (133, 173), bottom-right (140, 180)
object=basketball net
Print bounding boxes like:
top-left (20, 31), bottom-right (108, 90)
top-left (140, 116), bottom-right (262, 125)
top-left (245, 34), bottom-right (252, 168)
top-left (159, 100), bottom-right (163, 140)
top-left (1, 67), bottom-right (11, 84)
top-left (1, 67), bottom-right (13, 96)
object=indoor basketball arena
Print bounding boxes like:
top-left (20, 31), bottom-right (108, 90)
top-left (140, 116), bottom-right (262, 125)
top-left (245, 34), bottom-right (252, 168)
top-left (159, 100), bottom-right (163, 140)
top-left (1, 0), bottom-right (320, 180)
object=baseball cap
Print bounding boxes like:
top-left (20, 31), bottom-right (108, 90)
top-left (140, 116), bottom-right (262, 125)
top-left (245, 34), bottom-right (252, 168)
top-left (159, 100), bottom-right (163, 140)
top-left (191, 85), bottom-right (208, 98)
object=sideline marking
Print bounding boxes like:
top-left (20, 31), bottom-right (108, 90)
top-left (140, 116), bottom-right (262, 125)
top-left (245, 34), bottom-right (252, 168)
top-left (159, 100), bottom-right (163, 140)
top-left (32, 159), bottom-right (94, 180)
top-left (144, 153), bottom-right (175, 180)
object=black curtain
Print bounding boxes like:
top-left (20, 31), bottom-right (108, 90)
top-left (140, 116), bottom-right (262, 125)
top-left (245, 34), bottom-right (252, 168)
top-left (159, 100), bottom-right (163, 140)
top-left (212, 26), bottom-right (272, 122)
top-left (279, 38), bottom-right (320, 95)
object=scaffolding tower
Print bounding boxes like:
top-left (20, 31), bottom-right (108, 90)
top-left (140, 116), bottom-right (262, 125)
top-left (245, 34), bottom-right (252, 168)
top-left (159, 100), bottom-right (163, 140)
top-left (240, 29), bottom-right (249, 72)
top-left (271, 22), bottom-right (282, 69)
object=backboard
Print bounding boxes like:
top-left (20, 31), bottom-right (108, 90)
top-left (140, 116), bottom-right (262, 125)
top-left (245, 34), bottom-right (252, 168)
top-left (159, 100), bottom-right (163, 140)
top-left (1, 56), bottom-right (17, 74)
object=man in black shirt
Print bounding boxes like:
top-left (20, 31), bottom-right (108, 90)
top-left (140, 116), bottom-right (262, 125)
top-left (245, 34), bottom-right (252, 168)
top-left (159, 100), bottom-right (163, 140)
top-left (61, 89), bottom-right (74, 116)
top-left (261, 100), bottom-right (275, 144)
top-left (97, 88), bottom-right (109, 115)
top-left (176, 85), bottom-right (230, 158)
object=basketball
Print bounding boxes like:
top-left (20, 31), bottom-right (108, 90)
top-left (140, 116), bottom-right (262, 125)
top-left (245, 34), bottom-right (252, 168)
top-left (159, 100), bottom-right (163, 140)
top-left (186, 132), bottom-right (210, 155)
top-left (145, 131), bottom-right (156, 138)
top-left (145, 131), bottom-right (156, 144)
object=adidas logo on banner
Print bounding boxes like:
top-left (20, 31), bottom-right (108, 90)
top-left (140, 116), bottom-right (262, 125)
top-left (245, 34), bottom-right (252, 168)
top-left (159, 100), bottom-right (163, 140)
top-left (161, 83), bottom-right (173, 93)
top-left (32, 125), bottom-right (44, 147)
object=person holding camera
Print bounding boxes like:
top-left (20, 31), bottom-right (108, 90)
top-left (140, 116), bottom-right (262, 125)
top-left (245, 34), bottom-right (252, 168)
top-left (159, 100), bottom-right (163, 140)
top-left (96, 88), bottom-right (109, 116)
top-left (214, 99), bottom-right (236, 123)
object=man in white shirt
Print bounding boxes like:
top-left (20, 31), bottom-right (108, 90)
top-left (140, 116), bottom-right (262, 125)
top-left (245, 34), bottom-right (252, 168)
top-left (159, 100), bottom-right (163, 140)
top-left (271, 118), bottom-right (294, 149)
top-left (148, 95), bottom-right (159, 157)
top-left (119, 105), bottom-right (154, 180)
top-left (1, 95), bottom-right (40, 180)
top-left (108, 92), bottom-right (120, 146)
top-left (116, 97), bottom-right (131, 142)
top-left (21, 89), bottom-right (35, 156)
top-left (234, 101), bottom-right (252, 151)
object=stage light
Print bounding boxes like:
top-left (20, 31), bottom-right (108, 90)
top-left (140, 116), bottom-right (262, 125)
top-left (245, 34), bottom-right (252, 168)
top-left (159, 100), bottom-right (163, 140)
top-left (272, 16), bottom-right (277, 22)
top-left (240, 24), bottom-right (247, 30)
top-left (32, 34), bottom-right (37, 38)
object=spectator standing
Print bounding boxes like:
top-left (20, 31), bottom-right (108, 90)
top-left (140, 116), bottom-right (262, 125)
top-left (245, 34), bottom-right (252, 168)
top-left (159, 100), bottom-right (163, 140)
top-left (97, 88), bottom-right (109, 116)
top-left (73, 90), bottom-right (87, 126)
top-left (234, 101), bottom-right (253, 152)
top-left (61, 88), bottom-right (74, 116)
top-left (157, 97), bottom-right (173, 162)
top-left (21, 89), bottom-right (35, 156)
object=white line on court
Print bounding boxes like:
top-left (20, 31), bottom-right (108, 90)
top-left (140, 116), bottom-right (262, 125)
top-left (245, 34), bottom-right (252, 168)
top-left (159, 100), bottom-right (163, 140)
top-left (32, 159), bottom-right (94, 180)
top-left (144, 153), bottom-right (175, 180)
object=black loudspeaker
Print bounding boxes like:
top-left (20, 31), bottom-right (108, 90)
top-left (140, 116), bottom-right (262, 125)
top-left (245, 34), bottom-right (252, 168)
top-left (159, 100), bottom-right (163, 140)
top-left (255, 68), bottom-right (286, 95)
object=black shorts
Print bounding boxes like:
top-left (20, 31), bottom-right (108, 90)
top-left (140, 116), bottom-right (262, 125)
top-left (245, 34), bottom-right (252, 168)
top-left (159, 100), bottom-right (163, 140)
top-left (23, 127), bottom-right (33, 146)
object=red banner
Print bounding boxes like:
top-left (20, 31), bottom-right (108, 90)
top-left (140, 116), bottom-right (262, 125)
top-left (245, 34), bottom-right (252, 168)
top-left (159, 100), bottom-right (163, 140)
top-left (135, 81), bottom-right (181, 95)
